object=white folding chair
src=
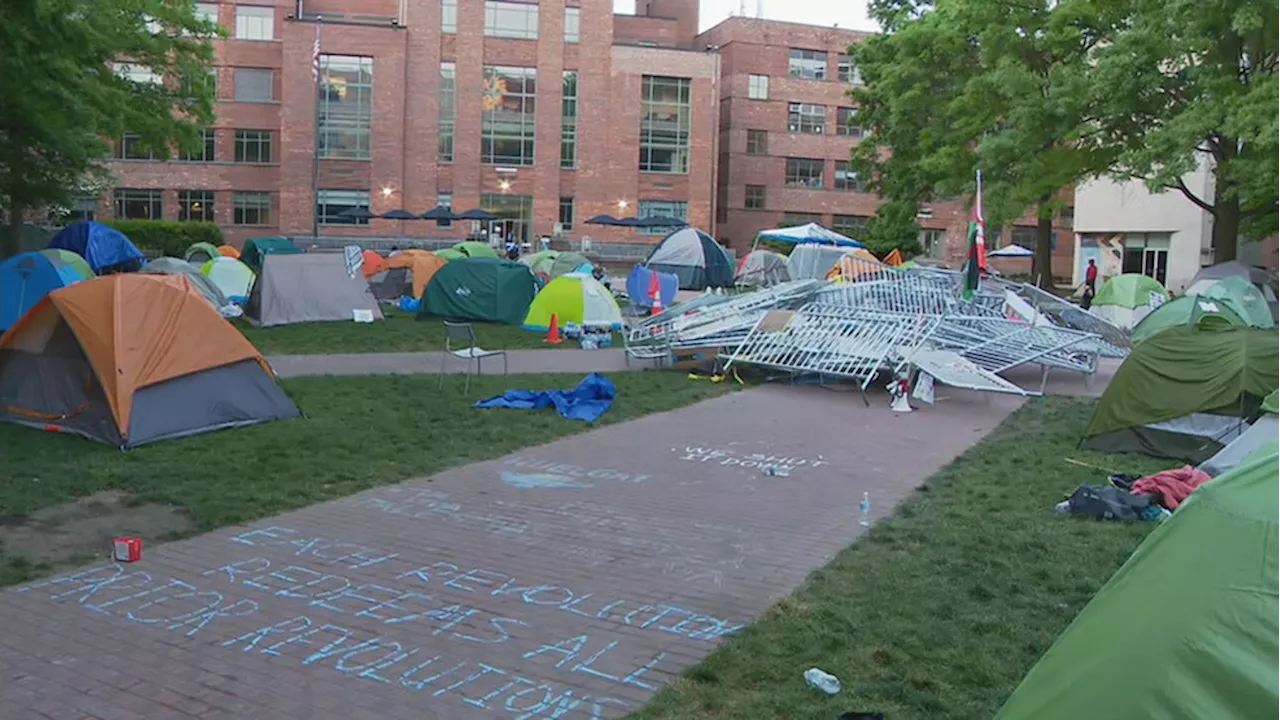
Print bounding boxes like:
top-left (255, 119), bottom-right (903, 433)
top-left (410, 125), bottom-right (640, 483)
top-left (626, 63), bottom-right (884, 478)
top-left (439, 321), bottom-right (507, 395)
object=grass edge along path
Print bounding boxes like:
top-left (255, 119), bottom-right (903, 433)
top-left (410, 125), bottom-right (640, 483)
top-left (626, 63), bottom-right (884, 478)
top-left (628, 397), bottom-right (1172, 720)
top-left (0, 371), bottom-right (732, 587)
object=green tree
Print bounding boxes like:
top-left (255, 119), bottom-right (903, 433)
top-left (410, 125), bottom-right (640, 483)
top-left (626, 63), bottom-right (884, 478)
top-left (0, 0), bottom-right (219, 257)
top-left (1087, 0), bottom-right (1278, 262)
top-left (850, 0), bottom-right (1118, 286)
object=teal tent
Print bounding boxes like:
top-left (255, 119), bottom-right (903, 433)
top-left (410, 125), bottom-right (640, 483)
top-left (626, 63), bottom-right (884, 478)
top-left (239, 236), bottom-right (301, 272)
top-left (417, 258), bottom-right (536, 325)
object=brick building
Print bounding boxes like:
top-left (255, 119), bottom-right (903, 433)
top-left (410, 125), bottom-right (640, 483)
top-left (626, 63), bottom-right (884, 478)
top-left (90, 0), bottom-right (1075, 277)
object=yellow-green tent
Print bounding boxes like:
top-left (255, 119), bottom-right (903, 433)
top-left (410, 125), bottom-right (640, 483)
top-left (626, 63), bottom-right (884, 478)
top-left (523, 273), bottom-right (622, 331)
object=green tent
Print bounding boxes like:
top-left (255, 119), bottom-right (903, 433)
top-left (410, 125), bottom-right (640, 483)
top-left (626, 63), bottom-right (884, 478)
top-left (1264, 389), bottom-right (1279, 415)
top-left (434, 248), bottom-right (467, 263)
top-left (452, 241), bottom-right (499, 260)
top-left (1201, 275), bottom-right (1276, 329)
top-left (417, 258), bottom-right (536, 325)
top-left (1091, 273), bottom-right (1169, 329)
top-left (183, 241), bottom-right (221, 265)
top-left (239, 236), bottom-right (302, 272)
top-left (996, 451), bottom-right (1278, 720)
top-left (1130, 295), bottom-right (1247, 344)
top-left (1083, 324), bottom-right (1279, 461)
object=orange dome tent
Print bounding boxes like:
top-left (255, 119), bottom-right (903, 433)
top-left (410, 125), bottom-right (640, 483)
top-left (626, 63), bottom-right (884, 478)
top-left (0, 274), bottom-right (299, 447)
top-left (826, 247), bottom-right (886, 282)
top-left (383, 249), bottom-right (447, 299)
top-left (883, 248), bottom-right (905, 266)
top-left (361, 249), bottom-right (386, 278)
top-left (217, 244), bottom-right (241, 258)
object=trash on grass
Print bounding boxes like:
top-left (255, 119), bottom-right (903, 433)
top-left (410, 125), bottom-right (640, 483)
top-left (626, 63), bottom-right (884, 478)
top-left (804, 667), bottom-right (841, 695)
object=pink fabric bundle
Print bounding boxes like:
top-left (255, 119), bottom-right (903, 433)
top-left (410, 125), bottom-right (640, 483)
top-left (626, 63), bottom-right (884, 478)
top-left (1130, 466), bottom-right (1212, 510)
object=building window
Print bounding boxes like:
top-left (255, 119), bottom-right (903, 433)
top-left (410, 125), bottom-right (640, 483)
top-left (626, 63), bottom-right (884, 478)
top-left (317, 189), bottom-right (370, 226)
top-left (1121, 232), bottom-right (1170, 285)
top-left (195, 2), bottom-right (219, 23)
top-left (920, 229), bottom-right (945, 259)
top-left (832, 214), bottom-right (870, 239)
top-left (788, 49), bottom-right (827, 80)
top-left (233, 191), bottom-right (271, 226)
top-left (234, 5), bottom-right (273, 40)
top-left (178, 190), bottom-right (215, 222)
top-left (436, 192), bottom-right (453, 227)
top-left (481, 66), bottom-right (537, 166)
top-left (233, 68), bottom-right (274, 102)
top-left (178, 129), bottom-right (216, 162)
top-left (788, 103), bottom-right (825, 134)
top-left (564, 7), bottom-right (580, 43)
top-left (114, 189), bottom-right (162, 220)
top-left (785, 157), bottom-right (824, 188)
top-left (637, 200), bottom-right (688, 236)
top-left (484, 1), bottom-right (538, 40)
top-left (561, 71), bottom-right (578, 168)
top-left (1060, 206), bottom-right (1074, 228)
top-left (747, 74), bottom-right (769, 100)
top-left (639, 75), bottom-right (691, 174)
top-left (180, 67), bottom-right (217, 99)
top-left (745, 184), bottom-right (766, 210)
top-left (836, 107), bottom-right (864, 138)
top-left (746, 129), bottom-right (767, 155)
top-left (234, 130), bottom-right (273, 163)
top-left (782, 212), bottom-right (822, 226)
top-left (834, 161), bottom-right (863, 191)
top-left (66, 196), bottom-right (97, 223)
top-left (437, 63), bottom-right (456, 162)
top-left (115, 133), bottom-right (156, 160)
top-left (441, 0), bottom-right (457, 32)
top-left (318, 54), bottom-right (373, 160)
top-left (558, 197), bottom-right (575, 232)
top-left (837, 55), bottom-right (862, 84)
top-left (1013, 225), bottom-right (1058, 252)
top-left (113, 62), bottom-right (162, 85)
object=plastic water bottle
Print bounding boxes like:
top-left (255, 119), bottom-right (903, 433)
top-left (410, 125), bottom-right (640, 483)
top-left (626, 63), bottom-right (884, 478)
top-left (859, 492), bottom-right (871, 527)
top-left (804, 668), bottom-right (841, 695)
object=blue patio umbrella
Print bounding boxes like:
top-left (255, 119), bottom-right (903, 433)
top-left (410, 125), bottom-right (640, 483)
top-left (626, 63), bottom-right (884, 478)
top-left (380, 209), bottom-right (420, 220)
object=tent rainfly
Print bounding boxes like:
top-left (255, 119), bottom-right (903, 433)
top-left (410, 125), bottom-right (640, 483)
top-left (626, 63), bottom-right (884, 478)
top-left (523, 273), bottom-right (623, 331)
top-left (245, 253), bottom-right (384, 327)
top-left (184, 242), bottom-right (221, 265)
top-left (735, 249), bottom-right (791, 287)
top-left (200, 256), bottom-right (256, 304)
top-left (418, 258), bottom-right (537, 325)
top-left (47, 221), bottom-right (145, 273)
top-left (756, 222), bottom-right (862, 247)
top-left (1090, 273), bottom-right (1170, 329)
top-left (0, 250), bottom-right (95, 331)
top-left (644, 227), bottom-right (735, 290)
top-left (139, 257), bottom-right (238, 317)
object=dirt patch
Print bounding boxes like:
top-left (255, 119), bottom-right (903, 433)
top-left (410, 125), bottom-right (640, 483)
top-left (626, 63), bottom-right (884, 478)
top-left (0, 491), bottom-right (193, 566)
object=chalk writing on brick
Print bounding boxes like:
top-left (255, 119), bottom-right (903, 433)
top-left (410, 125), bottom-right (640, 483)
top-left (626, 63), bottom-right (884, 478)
top-left (673, 445), bottom-right (829, 474)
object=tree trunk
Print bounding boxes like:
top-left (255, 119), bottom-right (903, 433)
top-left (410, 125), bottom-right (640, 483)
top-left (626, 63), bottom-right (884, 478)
top-left (2, 204), bottom-right (22, 259)
top-left (1211, 189), bottom-right (1240, 264)
top-left (1031, 201), bottom-right (1054, 289)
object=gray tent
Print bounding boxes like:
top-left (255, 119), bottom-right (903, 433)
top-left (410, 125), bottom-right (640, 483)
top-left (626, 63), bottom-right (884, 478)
top-left (368, 268), bottom-right (411, 301)
top-left (245, 252), bottom-right (384, 327)
top-left (1186, 261), bottom-right (1279, 322)
top-left (736, 249), bottom-right (791, 287)
top-left (1199, 414), bottom-right (1280, 477)
top-left (139, 257), bottom-right (241, 317)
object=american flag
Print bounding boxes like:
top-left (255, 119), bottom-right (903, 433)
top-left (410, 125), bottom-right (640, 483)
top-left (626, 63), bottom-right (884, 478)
top-left (311, 20), bottom-right (321, 83)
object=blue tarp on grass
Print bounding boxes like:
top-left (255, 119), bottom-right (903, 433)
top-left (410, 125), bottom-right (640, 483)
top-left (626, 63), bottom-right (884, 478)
top-left (472, 373), bottom-right (616, 422)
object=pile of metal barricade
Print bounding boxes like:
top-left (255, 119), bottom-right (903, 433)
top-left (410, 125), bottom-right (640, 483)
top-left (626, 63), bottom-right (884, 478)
top-left (624, 264), bottom-right (1130, 399)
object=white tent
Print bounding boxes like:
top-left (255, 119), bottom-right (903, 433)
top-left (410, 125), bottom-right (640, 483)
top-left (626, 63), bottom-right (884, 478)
top-left (988, 244), bottom-right (1034, 258)
top-left (1199, 415), bottom-right (1280, 477)
top-left (756, 222), bottom-right (861, 247)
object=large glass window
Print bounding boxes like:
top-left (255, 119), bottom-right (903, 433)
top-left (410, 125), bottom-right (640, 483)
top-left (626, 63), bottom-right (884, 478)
top-left (179, 190), bottom-right (215, 222)
top-left (114, 189), bottom-right (162, 219)
top-left (637, 199), bottom-right (687, 236)
top-left (782, 212), bottom-right (822, 226)
top-left (785, 158), bottom-right (824, 188)
top-left (235, 5), bottom-right (273, 40)
top-left (115, 133), bottom-right (155, 160)
top-left (179, 129), bottom-right (216, 162)
top-left (235, 130), bottom-right (273, 163)
top-left (746, 129), bottom-right (767, 155)
top-left (832, 214), bottom-right (870, 239)
top-left (484, 1), bottom-right (538, 40)
top-left (564, 7), bottom-right (580, 43)
top-left (233, 192), bottom-right (271, 226)
top-left (747, 74), bottom-right (768, 100)
top-left (639, 75), bottom-right (691, 174)
top-left (441, 0), bottom-right (457, 32)
top-left (789, 49), bottom-right (827, 80)
top-left (233, 68), bottom-right (274, 102)
top-left (113, 62), bottom-right (162, 85)
top-left (436, 192), bottom-right (453, 227)
top-left (837, 107), bottom-right (864, 138)
top-left (837, 55), bottom-right (862, 84)
top-left (788, 103), bottom-right (825, 134)
top-left (561, 71), bottom-right (578, 168)
top-left (195, 2), bottom-right (219, 24)
top-left (318, 55), bottom-right (372, 160)
top-left (834, 161), bottom-right (863, 191)
top-left (66, 197), bottom-right (97, 223)
top-left (745, 184), bottom-right (766, 210)
top-left (439, 63), bottom-right (456, 162)
top-left (180, 67), bottom-right (217, 99)
top-left (481, 66), bottom-right (537, 166)
top-left (317, 189), bottom-right (371, 225)
top-left (558, 197), bottom-right (575, 232)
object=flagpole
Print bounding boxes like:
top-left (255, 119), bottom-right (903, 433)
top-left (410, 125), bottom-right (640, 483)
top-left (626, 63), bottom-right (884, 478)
top-left (310, 16), bottom-right (322, 239)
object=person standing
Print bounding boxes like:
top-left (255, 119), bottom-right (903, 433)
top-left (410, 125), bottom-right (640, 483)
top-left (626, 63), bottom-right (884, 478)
top-left (1085, 258), bottom-right (1098, 290)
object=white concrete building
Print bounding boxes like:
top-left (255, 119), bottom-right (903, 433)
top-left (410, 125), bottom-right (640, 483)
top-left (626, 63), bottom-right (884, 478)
top-left (1072, 161), bottom-right (1214, 292)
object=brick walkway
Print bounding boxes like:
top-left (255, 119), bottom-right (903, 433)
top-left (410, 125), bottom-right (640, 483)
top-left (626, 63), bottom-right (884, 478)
top-left (0, 385), bottom-right (1022, 720)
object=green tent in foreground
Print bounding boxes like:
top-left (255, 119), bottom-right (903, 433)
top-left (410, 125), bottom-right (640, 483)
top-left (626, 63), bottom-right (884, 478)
top-left (996, 452), bottom-right (1278, 720)
top-left (417, 257), bottom-right (535, 325)
top-left (1083, 324), bottom-right (1278, 461)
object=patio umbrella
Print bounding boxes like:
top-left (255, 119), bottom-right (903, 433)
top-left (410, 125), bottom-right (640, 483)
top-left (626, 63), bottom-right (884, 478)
top-left (338, 207), bottom-right (376, 220)
top-left (380, 209), bottom-right (419, 220)
top-left (585, 214), bottom-right (620, 226)
top-left (652, 216), bottom-right (688, 227)
top-left (421, 206), bottom-right (457, 221)
top-left (456, 208), bottom-right (500, 221)
top-left (616, 216), bottom-right (643, 227)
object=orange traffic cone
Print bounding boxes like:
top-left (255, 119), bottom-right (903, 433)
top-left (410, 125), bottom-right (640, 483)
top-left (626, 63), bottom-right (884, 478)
top-left (544, 313), bottom-right (563, 344)
top-left (648, 272), bottom-right (663, 316)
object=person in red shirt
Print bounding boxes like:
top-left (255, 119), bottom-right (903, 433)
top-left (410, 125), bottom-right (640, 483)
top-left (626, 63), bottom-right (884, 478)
top-left (1085, 259), bottom-right (1098, 290)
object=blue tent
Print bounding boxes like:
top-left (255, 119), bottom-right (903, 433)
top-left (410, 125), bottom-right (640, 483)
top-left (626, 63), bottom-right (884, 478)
top-left (626, 264), bottom-right (679, 309)
top-left (756, 222), bottom-right (862, 247)
top-left (48, 221), bottom-right (145, 273)
top-left (0, 250), bottom-right (94, 330)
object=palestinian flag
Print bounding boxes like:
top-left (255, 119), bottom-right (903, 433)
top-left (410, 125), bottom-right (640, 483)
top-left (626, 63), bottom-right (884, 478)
top-left (962, 220), bottom-right (981, 299)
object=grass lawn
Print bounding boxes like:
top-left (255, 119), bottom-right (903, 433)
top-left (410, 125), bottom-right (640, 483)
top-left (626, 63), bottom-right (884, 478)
top-left (233, 308), bottom-right (608, 355)
top-left (630, 398), bottom-right (1172, 720)
top-left (0, 371), bottom-right (730, 587)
